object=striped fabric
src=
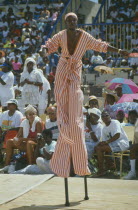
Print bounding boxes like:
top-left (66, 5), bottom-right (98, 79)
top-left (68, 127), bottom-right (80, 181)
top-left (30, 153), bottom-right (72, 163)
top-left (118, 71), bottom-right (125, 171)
top-left (45, 29), bottom-right (108, 177)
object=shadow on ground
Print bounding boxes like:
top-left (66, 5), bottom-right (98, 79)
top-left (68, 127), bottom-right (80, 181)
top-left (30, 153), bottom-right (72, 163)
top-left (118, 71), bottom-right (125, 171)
top-left (9, 200), bottom-right (85, 210)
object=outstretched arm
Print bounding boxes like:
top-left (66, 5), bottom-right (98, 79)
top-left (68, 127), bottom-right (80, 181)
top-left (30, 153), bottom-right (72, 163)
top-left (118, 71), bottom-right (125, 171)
top-left (107, 45), bottom-right (129, 57)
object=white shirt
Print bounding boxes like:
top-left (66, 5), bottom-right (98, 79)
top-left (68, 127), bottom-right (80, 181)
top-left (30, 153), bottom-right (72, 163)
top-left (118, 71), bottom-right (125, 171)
top-left (102, 120), bottom-right (129, 151)
top-left (20, 69), bottom-right (43, 94)
top-left (40, 76), bottom-right (51, 99)
top-left (85, 122), bottom-right (103, 143)
top-left (45, 119), bottom-right (59, 140)
top-left (0, 71), bottom-right (14, 95)
top-left (90, 55), bottom-right (104, 64)
top-left (40, 140), bottom-right (56, 155)
top-left (0, 110), bottom-right (23, 131)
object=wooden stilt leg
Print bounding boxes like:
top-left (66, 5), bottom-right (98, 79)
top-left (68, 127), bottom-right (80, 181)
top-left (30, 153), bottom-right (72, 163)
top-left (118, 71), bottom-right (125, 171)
top-left (84, 176), bottom-right (89, 200)
top-left (64, 178), bottom-right (70, 206)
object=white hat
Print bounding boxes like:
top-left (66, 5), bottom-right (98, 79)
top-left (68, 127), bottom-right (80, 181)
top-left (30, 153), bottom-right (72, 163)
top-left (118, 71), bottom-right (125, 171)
top-left (88, 108), bottom-right (101, 118)
top-left (6, 99), bottom-right (18, 106)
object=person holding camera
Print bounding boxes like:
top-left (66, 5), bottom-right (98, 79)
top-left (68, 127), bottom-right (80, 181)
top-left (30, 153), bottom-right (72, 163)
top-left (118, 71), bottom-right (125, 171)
top-left (11, 129), bottom-right (56, 174)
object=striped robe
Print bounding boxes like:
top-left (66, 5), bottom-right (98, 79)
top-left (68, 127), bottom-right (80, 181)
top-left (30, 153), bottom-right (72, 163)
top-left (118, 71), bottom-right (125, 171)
top-left (45, 29), bottom-right (108, 177)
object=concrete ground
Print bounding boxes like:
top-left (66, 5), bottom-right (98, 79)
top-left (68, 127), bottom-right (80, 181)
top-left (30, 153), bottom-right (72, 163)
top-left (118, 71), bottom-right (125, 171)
top-left (1, 176), bottom-right (138, 210)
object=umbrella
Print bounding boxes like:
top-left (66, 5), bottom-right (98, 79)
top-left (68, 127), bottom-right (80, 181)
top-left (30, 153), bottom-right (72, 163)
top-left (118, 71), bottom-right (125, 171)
top-left (111, 102), bottom-right (138, 114)
top-left (129, 53), bottom-right (138, 57)
top-left (117, 94), bottom-right (138, 104)
top-left (105, 78), bottom-right (138, 94)
top-left (94, 65), bottom-right (114, 74)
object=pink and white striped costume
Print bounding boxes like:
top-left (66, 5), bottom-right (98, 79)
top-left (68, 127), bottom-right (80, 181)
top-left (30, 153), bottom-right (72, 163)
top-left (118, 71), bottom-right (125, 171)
top-left (44, 29), bottom-right (108, 177)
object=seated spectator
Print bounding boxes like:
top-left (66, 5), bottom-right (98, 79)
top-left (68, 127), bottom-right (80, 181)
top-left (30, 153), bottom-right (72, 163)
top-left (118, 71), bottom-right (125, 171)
top-left (8, 129), bottom-right (56, 174)
top-left (124, 118), bottom-right (138, 179)
top-left (120, 59), bottom-right (130, 71)
top-left (0, 105), bottom-right (43, 173)
top-left (125, 110), bottom-right (138, 126)
top-left (116, 109), bottom-right (125, 124)
top-left (114, 84), bottom-right (123, 99)
top-left (50, 9), bottom-right (58, 24)
top-left (0, 62), bottom-right (15, 111)
top-left (103, 56), bottom-right (114, 68)
top-left (103, 92), bottom-right (118, 119)
top-left (82, 58), bottom-right (91, 73)
top-left (17, 8), bottom-right (25, 18)
top-left (85, 108), bottom-right (103, 159)
top-left (95, 111), bottom-right (129, 176)
top-left (45, 106), bottom-right (59, 141)
top-left (24, 6), bottom-right (33, 19)
top-left (0, 99), bottom-right (23, 149)
top-left (90, 51), bottom-right (104, 66)
top-left (85, 95), bottom-right (102, 110)
top-left (40, 7), bottom-right (50, 18)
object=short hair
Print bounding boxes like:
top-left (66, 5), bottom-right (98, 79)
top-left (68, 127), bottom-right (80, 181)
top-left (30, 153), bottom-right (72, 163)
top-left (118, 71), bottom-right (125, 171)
top-left (128, 110), bottom-right (138, 116)
top-left (42, 129), bottom-right (53, 139)
top-left (24, 104), bottom-right (37, 115)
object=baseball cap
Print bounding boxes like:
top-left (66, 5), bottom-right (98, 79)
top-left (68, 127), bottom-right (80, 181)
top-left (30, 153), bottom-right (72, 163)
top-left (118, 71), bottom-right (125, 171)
top-left (6, 99), bottom-right (18, 106)
top-left (88, 108), bottom-right (101, 118)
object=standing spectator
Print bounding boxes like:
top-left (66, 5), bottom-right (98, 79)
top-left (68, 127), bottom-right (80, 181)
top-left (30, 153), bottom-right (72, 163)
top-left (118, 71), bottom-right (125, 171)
top-left (0, 62), bottom-right (15, 111)
top-left (38, 69), bottom-right (51, 116)
top-left (20, 57), bottom-right (43, 108)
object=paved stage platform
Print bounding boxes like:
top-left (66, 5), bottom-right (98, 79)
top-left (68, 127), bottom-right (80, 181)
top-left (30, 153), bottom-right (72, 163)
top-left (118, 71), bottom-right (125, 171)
top-left (0, 175), bottom-right (138, 210)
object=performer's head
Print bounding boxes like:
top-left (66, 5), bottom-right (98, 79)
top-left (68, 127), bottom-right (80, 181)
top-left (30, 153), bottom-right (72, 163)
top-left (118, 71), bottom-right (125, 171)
top-left (65, 12), bottom-right (78, 30)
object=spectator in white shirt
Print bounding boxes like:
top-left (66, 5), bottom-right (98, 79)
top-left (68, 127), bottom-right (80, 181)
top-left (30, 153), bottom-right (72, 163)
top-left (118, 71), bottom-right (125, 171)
top-left (85, 108), bottom-right (103, 159)
top-left (45, 106), bottom-right (59, 141)
top-left (20, 57), bottom-right (43, 108)
top-left (0, 62), bottom-right (15, 111)
top-left (95, 111), bottom-right (129, 176)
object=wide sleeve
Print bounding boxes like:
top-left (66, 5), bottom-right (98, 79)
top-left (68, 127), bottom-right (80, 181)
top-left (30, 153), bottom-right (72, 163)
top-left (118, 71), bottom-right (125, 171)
top-left (86, 32), bottom-right (109, 53)
top-left (43, 32), bottom-right (61, 55)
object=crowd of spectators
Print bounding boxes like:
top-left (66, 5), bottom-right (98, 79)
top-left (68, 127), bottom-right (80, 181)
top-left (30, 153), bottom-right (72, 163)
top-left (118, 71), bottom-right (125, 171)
top-left (0, 1), bottom-right (137, 179)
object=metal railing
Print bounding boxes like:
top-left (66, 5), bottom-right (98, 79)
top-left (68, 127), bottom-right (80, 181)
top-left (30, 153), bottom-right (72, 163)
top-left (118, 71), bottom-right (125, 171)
top-left (79, 21), bottom-right (138, 58)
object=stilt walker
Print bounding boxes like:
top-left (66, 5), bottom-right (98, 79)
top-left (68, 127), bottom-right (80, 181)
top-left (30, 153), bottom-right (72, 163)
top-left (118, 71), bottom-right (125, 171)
top-left (41, 12), bottom-right (129, 206)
